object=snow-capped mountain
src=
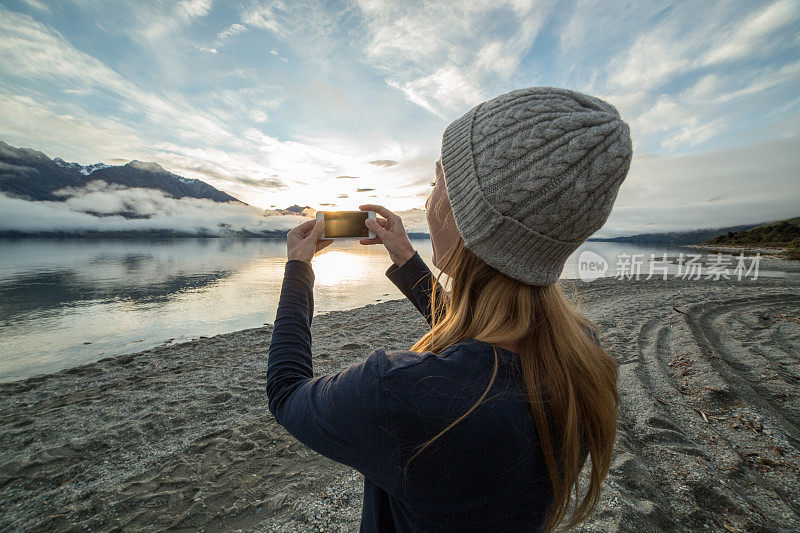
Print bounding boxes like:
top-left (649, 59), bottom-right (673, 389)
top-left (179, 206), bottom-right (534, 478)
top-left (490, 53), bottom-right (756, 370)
top-left (53, 158), bottom-right (113, 176)
top-left (0, 141), bottom-right (242, 204)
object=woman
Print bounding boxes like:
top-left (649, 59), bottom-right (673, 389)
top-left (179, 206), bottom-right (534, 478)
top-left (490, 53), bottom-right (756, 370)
top-left (268, 87), bottom-right (632, 532)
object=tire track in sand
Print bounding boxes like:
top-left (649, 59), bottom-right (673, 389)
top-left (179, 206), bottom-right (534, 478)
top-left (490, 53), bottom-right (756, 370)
top-left (637, 293), bottom-right (800, 529)
top-left (585, 283), bottom-right (800, 532)
top-left (683, 295), bottom-right (800, 446)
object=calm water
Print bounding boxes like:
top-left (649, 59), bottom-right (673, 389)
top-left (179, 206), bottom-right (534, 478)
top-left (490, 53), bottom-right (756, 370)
top-left (0, 238), bottom-right (780, 382)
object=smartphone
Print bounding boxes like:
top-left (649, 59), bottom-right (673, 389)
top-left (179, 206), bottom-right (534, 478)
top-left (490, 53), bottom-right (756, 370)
top-left (316, 210), bottom-right (376, 240)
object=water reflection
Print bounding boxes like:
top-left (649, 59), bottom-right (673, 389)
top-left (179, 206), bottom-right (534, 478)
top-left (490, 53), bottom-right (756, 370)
top-left (1, 268), bottom-right (233, 323)
top-left (313, 250), bottom-right (372, 287)
top-left (0, 238), bottom-right (435, 382)
top-left (1, 237), bottom-right (790, 382)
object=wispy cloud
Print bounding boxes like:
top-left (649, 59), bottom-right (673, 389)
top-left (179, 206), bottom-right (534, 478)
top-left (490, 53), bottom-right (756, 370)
top-left (20, 0), bottom-right (49, 13)
top-left (580, 1), bottom-right (800, 153)
top-left (0, 0), bottom-right (798, 235)
top-left (144, 0), bottom-right (214, 40)
top-left (701, 0), bottom-right (798, 66)
top-left (217, 22), bottom-right (247, 41)
top-left (357, 0), bottom-right (553, 117)
top-left (269, 49), bottom-right (289, 63)
top-left (0, 181), bottom-right (306, 235)
top-left (177, 0), bottom-right (214, 19)
top-left (0, 9), bottom-right (236, 148)
top-left (242, 2), bottom-right (284, 34)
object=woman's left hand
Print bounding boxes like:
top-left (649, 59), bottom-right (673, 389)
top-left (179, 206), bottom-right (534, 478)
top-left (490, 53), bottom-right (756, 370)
top-left (287, 219), bottom-right (333, 264)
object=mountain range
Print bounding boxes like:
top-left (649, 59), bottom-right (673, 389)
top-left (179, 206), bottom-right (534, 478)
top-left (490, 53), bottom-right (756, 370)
top-left (0, 141), bottom-right (241, 204)
top-left (587, 224), bottom-right (763, 245)
top-left (5, 141), bottom-right (780, 244)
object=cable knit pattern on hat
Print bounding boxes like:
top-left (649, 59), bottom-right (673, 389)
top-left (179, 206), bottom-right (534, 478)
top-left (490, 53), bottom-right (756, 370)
top-left (440, 87), bottom-right (632, 286)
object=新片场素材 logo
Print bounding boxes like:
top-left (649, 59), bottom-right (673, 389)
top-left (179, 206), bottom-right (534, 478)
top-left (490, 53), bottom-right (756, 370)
top-left (578, 250), bottom-right (608, 282)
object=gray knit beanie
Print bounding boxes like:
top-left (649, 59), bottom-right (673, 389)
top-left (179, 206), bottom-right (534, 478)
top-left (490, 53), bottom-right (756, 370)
top-left (440, 87), bottom-right (632, 286)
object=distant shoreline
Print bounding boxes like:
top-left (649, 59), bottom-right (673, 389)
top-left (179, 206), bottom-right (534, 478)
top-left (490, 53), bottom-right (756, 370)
top-left (689, 243), bottom-right (791, 256)
top-left (0, 231), bottom-right (433, 240)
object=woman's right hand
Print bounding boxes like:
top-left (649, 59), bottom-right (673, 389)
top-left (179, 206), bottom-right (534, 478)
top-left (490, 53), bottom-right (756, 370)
top-left (359, 204), bottom-right (416, 267)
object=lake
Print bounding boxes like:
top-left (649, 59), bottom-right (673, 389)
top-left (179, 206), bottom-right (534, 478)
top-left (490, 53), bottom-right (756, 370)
top-left (0, 237), bottom-right (779, 382)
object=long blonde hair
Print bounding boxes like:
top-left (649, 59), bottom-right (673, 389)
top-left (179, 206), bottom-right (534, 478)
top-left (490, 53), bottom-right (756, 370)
top-left (405, 238), bottom-right (618, 532)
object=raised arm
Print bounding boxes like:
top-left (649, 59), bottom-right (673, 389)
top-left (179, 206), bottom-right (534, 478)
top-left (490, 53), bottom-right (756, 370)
top-left (385, 251), bottom-right (446, 327)
top-left (357, 203), bottom-right (447, 328)
top-left (267, 259), bottom-right (399, 492)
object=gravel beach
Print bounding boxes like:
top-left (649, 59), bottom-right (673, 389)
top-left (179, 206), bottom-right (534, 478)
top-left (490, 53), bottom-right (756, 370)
top-left (1, 261), bottom-right (799, 532)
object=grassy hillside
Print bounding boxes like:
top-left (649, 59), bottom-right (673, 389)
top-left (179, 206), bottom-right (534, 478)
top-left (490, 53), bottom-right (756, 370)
top-left (705, 217), bottom-right (800, 259)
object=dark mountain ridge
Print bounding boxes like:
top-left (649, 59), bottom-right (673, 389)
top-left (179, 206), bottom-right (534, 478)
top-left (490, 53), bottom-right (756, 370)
top-left (0, 141), bottom-right (241, 204)
top-left (588, 224), bottom-right (763, 245)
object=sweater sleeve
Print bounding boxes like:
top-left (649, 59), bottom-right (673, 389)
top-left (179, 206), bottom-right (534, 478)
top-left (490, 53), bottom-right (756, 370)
top-left (267, 259), bottom-right (398, 492)
top-left (385, 251), bottom-right (446, 327)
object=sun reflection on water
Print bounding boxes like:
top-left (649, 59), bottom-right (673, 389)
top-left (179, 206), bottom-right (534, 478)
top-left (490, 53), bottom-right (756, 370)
top-left (312, 250), bottom-right (372, 287)
top-left (0, 238), bottom-right (437, 381)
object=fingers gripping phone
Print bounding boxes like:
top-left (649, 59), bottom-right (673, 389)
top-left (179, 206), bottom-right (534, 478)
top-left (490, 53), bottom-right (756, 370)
top-left (316, 210), bottom-right (376, 240)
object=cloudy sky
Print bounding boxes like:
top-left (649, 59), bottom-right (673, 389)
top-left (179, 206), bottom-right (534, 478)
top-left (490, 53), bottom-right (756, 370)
top-left (0, 0), bottom-right (798, 235)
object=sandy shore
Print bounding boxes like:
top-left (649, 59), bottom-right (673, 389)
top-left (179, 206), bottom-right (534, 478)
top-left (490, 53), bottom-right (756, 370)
top-left (690, 243), bottom-right (791, 258)
top-left (1, 262), bottom-right (799, 531)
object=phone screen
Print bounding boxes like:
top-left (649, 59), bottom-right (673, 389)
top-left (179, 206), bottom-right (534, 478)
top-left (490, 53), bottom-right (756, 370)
top-left (322, 211), bottom-right (369, 238)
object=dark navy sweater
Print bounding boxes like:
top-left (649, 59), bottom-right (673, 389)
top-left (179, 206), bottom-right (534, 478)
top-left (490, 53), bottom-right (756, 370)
top-left (267, 251), bottom-right (560, 532)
